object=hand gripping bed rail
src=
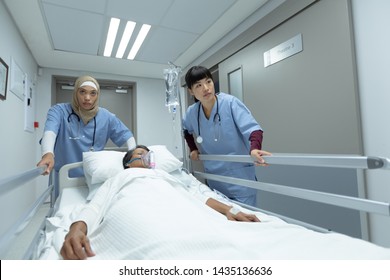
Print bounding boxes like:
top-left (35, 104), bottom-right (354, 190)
top-left (198, 154), bottom-right (390, 170)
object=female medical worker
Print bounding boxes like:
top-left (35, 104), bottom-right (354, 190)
top-left (37, 75), bottom-right (136, 195)
top-left (182, 66), bottom-right (271, 207)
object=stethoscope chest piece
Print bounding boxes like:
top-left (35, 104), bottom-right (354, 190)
top-left (196, 136), bottom-right (203, 144)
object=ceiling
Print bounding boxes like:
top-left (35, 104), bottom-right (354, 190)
top-left (4, 0), bottom-right (270, 80)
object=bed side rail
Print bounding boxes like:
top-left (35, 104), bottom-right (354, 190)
top-left (0, 166), bottom-right (53, 259)
top-left (196, 154), bottom-right (390, 216)
top-left (199, 154), bottom-right (390, 170)
top-left (58, 162), bottom-right (85, 189)
top-left (194, 171), bottom-right (390, 216)
top-left (0, 166), bottom-right (46, 196)
top-left (103, 146), bottom-right (128, 151)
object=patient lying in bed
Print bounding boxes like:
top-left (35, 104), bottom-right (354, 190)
top-left (60, 145), bottom-right (260, 260)
top-left (43, 145), bottom-right (390, 260)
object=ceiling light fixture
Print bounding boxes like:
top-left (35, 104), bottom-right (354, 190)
top-left (116, 21), bottom-right (136, 58)
top-left (104, 17), bottom-right (120, 57)
top-left (127, 24), bottom-right (151, 60)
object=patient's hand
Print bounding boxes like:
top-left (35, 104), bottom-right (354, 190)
top-left (60, 221), bottom-right (95, 260)
top-left (206, 198), bottom-right (260, 222)
top-left (227, 209), bottom-right (260, 222)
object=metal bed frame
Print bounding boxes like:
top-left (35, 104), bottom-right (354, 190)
top-left (197, 154), bottom-right (390, 216)
top-left (0, 154), bottom-right (389, 259)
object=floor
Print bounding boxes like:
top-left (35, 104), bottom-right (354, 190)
top-left (3, 202), bottom-right (51, 260)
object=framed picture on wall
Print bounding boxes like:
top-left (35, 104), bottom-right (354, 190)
top-left (0, 57), bottom-right (8, 101)
top-left (10, 57), bottom-right (25, 100)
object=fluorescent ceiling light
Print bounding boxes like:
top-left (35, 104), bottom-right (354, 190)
top-left (116, 21), bottom-right (136, 58)
top-left (127, 24), bottom-right (151, 60)
top-left (104, 18), bottom-right (120, 57)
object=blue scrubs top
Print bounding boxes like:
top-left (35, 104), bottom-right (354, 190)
top-left (43, 103), bottom-right (132, 177)
top-left (183, 93), bottom-right (262, 205)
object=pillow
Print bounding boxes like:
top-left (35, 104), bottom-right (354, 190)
top-left (83, 151), bottom-right (125, 200)
top-left (148, 145), bottom-right (183, 173)
top-left (82, 146), bottom-right (182, 200)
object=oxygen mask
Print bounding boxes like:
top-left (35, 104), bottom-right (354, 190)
top-left (127, 151), bottom-right (155, 169)
top-left (141, 151), bottom-right (155, 169)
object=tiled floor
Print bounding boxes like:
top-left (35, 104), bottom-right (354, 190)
top-left (3, 203), bottom-right (51, 260)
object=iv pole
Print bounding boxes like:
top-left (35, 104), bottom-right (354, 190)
top-left (164, 62), bottom-right (190, 170)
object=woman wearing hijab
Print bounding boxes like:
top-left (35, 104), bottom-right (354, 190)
top-left (37, 75), bottom-right (135, 195)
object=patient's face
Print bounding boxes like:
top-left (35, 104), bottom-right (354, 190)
top-left (126, 148), bottom-right (148, 168)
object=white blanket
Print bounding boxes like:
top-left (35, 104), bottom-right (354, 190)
top-left (39, 168), bottom-right (390, 260)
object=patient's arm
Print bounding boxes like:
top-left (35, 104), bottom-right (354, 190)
top-left (184, 172), bottom-right (260, 222)
top-left (205, 198), bottom-right (260, 222)
top-left (60, 221), bottom-right (95, 260)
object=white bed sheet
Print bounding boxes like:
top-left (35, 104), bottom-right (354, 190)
top-left (38, 168), bottom-right (390, 260)
top-left (38, 186), bottom-right (88, 260)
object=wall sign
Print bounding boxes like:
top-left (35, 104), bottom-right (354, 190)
top-left (264, 33), bottom-right (303, 67)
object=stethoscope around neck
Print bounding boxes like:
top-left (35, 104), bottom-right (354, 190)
top-left (67, 109), bottom-right (96, 151)
top-left (196, 94), bottom-right (221, 144)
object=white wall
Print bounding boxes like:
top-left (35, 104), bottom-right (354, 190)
top-left (135, 78), bottom-right (183, 159)
top-left (0, 0), bottom-right (40, 237)
top-left (351, 0), bottom-right (390, 247)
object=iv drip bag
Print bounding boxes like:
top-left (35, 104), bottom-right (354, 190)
top-left (164, 66), bottom-right (181, 109)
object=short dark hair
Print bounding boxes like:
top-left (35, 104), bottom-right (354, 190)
top-left (185, 66), bottom-right (213, 89)
top-left (122, 145), bottom-right (150, 169)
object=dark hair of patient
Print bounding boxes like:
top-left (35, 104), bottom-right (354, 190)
top-left (122, 145), bottom-right (150, 169)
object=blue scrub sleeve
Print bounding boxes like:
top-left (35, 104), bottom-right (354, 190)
top-left (231, 98), bottom-right (262, 141)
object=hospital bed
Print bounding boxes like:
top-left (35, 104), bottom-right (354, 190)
top-left (1, 146), bottom-right (390, 259)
